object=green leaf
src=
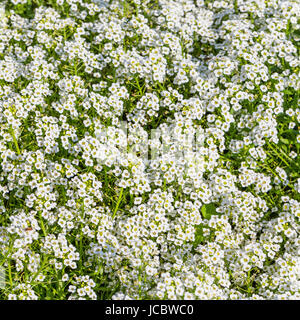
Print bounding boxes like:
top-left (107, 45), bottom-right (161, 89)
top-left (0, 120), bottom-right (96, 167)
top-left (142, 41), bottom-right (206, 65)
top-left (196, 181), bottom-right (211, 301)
top-left (283, 129), bottom-right (297, 140)
top-left (281, 144), bottom-right (288, 153)
top-left (193, 225), bottom-right (204, 247)
top-left (201, 203), bottom-right (217, 219)
top-left (280, 137), bottom-right (289, 145)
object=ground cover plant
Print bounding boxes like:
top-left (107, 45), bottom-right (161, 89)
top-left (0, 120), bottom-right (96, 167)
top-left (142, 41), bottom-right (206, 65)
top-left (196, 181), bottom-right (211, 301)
top-left (0, 0), bottom-right (299, 300)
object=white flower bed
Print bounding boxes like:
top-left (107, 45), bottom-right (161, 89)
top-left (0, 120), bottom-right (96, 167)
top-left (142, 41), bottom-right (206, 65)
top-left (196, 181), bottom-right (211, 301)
top-left (0, 0), bottom-right (299, 300)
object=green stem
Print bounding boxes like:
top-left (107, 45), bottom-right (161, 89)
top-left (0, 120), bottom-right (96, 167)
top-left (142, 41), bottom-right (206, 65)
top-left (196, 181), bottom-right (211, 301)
top-left (267, 142), bottom-right (290, 167)
top-left (7, 260), bottom-right (13, 287)
top-left (38, 211), bottom-right (47, 237)
top-left (113, 188), bottom-right (124, 218)
top-left (10, 127), bottom-right (21, 155)
top-left (135, 77), bottom-right (144, 96)
top-left (163, 179), bottom-right (167, 192)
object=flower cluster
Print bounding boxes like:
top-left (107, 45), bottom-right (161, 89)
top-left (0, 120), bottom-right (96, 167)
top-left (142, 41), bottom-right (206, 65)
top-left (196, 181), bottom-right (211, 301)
top-left (0, 0), bottom-right (299, 300)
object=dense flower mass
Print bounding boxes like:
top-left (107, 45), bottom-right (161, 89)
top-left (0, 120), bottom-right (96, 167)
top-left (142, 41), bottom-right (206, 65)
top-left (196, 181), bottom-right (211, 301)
top-left (0, 0), bottom-right (299, 300)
